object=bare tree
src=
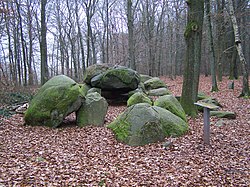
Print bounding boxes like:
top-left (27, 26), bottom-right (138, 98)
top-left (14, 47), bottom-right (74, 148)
top-left (181, 0), bottom-right (204, 117)
top-left (83, 0), bottom-right (98, 67)
top-left (205, 0), bottom-right (218, 91)
top-left (228, 0), bottom-right (249, 97)
top-left (40, 0), bottom-right (48, 85)
top-left (126, 0), bottom-right (139, 70)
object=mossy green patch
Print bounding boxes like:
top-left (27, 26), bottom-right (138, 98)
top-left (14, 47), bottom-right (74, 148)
top-left (107, 120), bottom-right (131, 142)
top-left (127, 92), bottom-right (152, 107)
top-left (154, 95), bottom-right (187, 122)
top-left (144, 77), bottom-right (167, 90)
top-left (184, 21), bottom-right (199, 39)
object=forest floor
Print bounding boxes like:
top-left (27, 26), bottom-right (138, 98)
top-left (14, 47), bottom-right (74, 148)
top-left (0, 76), bottom-right (249, 186)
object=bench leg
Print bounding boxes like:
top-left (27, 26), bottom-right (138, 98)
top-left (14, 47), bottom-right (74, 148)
top-left (203, 107), bottom-right (210, 145)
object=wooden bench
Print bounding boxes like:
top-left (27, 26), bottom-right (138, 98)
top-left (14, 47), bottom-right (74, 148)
top-left (194, 101), bottom-right (219, 145)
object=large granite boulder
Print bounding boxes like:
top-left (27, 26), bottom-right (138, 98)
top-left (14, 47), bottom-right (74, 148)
top-left (147, 87), bottom-right (171, 96)
top-left (91, 65), bottom-right (140, 92)
top-left (24, 75), bottom-right (87, 127)
top-left (83, 64), bottom-right (111, 84)
top-left (127, 92), bottom-right (152, 107)
top-left (154, 95), bottom-right (187, 122)
top-left (107, 103), bottom-right (188, 146)
top-left (144, 77), bottom-right (167, 91)
top-left (210, 111), bottom-right (236, 119)
top-left (140, 74), bottom-right (153, 83)
top-left (76, 92), bottom-right (108, 127)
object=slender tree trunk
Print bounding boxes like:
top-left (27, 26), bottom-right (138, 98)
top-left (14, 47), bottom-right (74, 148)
top-left (229, 46), bottom-right (238, 79)
top-left (181, 0), bottom-right (204, 117)
top-left (91, 31), bottom-right (97, 65)
top-left (126, 0), bottom-right (136, 70)
top-left (228, 0), bottom-right (249, 97)
top-left (27, 0), bottom-right (34, 85)
top-left (216, 0), bottom-right (225, 82)
top-left (40, 0), bottom-right (48, 85)
top-left (75, 0), bottom-right (85, 73)
top-left (4, 3), bottom-right (16, 85)
top-left (16, 0), bottom-right (27, 86)
top-left (205, 0), bottom-right (218, 91)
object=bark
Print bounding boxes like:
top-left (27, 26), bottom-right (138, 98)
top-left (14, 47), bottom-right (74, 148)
top-left (205, 0), bottom-right (218, 91)
top-left (75, 0), bottom-right (85, 73)
top-left (181, 0), bottom-right (204, 117)
top-left (229, 46), bottom-right (238, 80)
top-left (16, 0), bottom-right (27, 86)
top-left (228, 0), bottom-right (249, 97)
top-left (126, 0), bottom-right (139, 70)
top-left (27, 0), bottom-right (34, 85)
top-left (216, 0), bottom-right (225, 82)
top-left (84, 0), bottom-right (98, 67)
top-left (4, 2), bottom-right (16, 85)
top-left (40, 0), bottom-right (49, 85)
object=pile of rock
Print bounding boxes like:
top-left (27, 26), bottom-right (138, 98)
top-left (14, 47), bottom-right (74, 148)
top-left (24, 64), bottom-right (189, 146)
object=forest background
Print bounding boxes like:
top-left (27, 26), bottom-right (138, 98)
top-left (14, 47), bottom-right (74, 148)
top-left (0, 0), bottom-right (249, 87)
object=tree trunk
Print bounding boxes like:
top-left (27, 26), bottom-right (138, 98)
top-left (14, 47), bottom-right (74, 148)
top-left (181, 0), bottom-right (204, 117)
top-left (40, 0), bottom-right (49, 85)
top-left (205, 0), bottom-right (218, 91)
top-left (216, 0), bottom-right (225, 82)
top-left (27, 0), bottom-right (34, 85)
top-left (228, 0), bottom-right (249, 97)
top-left (229, 46), bottom-right (238, 80)
top-left (75, 0), bottom-right (85, 73)
top-left (126, 0), bottom-right (137, 70)
top-left (16, 0), bottom-right (27, 86)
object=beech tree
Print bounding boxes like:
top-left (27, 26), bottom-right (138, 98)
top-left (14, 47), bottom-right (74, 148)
top-left (228, 0), bottom-right (249, 97)
top-left (205, 0), bottom-right (218, 92)
top-left (40, 0), bottom-right (49, 85)
top-left (126, 0), bottom-right (139, 70)
top-left (181, 0), bottom-right (204, 117)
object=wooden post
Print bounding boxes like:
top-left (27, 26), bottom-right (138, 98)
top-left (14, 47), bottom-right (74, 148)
top-left (194, 101), bottom-right (219, 145)
top-left (203, 107), bottom-right (210, 144)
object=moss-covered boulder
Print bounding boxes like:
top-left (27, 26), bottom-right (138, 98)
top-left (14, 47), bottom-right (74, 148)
top-left (210, 111), bottom-right (236, 119)
top-left (140, 74), bottom-right (153, 83)
top-left (76, 92), bottom-right (108, 127)
top-left (147, 87), bottom-right (171, 96)
top-left (154, 95), bottom-right (187, 122)
top-left (83, 64), bottom-right (111, 84)
top-left (87, 87), bottom-right (101, 95)
top-left (24, 75), bottom-right (87, 127)
top-left (127, 92), bottom-right (152, 107)
top-left (144, 77), bottom-right (167, 90)
top-left (91, 66), bottom-right (140, 92)
top-left (107, 103), bottom-right (188, 146)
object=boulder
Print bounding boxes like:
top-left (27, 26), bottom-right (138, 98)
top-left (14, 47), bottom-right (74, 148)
top-left (87, 87), bottom-right (101, 95)
top-left (154, 95), bottom-right (187, 122)
top-left (91, 66), bottom-right (140, 92)
top-left (140, 74), bottom-right (153, 83)
top-left (127, 92), bottom-right (152, 107)
top-left (144, 77), bottom-right (166, 90)
top-left (83, 64), bottom-right (111, 84)
top-left (24, 75), bottom-right (86, 127)
top-left (107, 103), bottom-right (188, 146)
top-left (210, 111), bottom-right (236, 119)
top-left (76, 92), bottom-right (108, 127)
top-left (147, 87), bottom-right (171, 96)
